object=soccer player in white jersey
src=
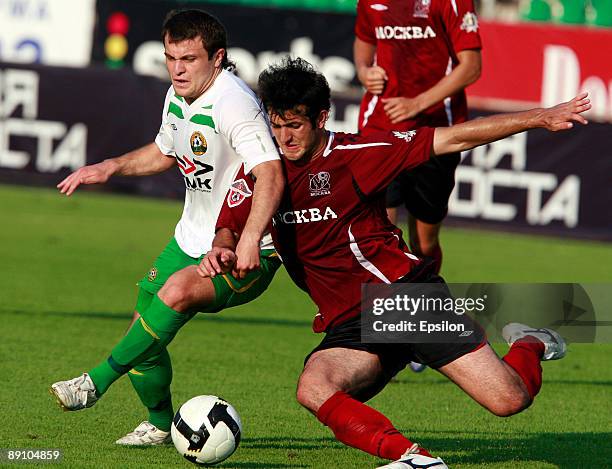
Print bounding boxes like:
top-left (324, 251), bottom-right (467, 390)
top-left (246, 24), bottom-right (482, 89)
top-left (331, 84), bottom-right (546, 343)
top-left (50, 10), bottom-right (283, 445)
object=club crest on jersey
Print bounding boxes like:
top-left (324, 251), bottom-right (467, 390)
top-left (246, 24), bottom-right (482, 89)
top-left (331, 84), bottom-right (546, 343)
top-left (392, 130), bottom-right (417, 142)
top-left (413, 0), bottom-right (431, 18)
top-left (190, 131), bottom-right (207, 155)
top-left (309, 172), bottom-right (331, 196)
top-left (227, 178), bottom-right (253, 208)
top-left (460, 12), bottom-right (479, 33)
top-left (147, 267), bottom-right (158, 282)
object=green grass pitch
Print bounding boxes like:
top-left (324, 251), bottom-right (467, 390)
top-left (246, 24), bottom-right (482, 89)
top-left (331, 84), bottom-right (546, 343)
top-left (1, 183), bottom-right (610, 468)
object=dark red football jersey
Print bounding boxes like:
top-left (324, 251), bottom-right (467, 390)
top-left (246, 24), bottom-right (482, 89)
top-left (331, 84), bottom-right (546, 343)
top-left (355, 0), bottom-right (482, 132)
top-left (217, 128), bottom-right (435, 332)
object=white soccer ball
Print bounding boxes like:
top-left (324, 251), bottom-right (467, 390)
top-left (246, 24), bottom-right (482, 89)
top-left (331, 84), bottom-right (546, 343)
top-left (171, 395), bottom-right (242, 466)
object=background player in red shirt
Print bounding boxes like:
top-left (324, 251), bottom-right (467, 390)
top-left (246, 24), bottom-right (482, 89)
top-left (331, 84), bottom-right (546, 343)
top-left (354, 0), bottom-right (482, 275)
top-left (203, 58), bottom-right (590, 468)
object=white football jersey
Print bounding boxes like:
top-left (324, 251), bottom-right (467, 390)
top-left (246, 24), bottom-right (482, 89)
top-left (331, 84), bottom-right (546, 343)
top-left (155, 70), bottom-right (278, 257)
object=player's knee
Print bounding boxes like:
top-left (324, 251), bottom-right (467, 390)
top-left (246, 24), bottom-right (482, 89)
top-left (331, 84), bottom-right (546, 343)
top-left (488, 392), bottom-right (532, 417)
top-left (158, 278), bottom-right (192, 312)
top-left (296, 375), bottom-right (338, 414)
top-left (295, 382), bottom-right (317, 412)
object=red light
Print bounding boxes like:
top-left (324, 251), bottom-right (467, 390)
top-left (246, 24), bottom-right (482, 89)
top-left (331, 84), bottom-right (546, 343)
top-left (107, 12), bottom-right (130, 36)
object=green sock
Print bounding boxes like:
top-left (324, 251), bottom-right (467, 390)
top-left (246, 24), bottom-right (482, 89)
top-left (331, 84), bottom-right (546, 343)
top-left (128, 348), bottom-right (174, 432)
top-left (88, 295), bottom-right (193, 396)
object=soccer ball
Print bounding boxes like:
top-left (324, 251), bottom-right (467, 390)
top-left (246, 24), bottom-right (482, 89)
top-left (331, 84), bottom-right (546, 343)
top-left (171, 395), bottom-right (242, 466)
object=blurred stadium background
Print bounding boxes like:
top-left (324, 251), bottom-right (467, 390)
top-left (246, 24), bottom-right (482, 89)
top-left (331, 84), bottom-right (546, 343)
top-left (1, 0), bottom-right (611, 239)
top-left (1, 1), bottom-right (611, 468)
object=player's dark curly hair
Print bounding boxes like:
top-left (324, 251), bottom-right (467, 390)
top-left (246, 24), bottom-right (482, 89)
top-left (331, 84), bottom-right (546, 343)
top-left (258, 57), bottom-right (331, 126)
top-left (161, 9), bottom-right (235, 70)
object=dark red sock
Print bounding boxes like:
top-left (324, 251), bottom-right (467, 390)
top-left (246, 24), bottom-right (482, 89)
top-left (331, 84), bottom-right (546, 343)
top-left (502, 338), bottom-right (545, 399)
top-left (316, 392), bottom-right (431, 459)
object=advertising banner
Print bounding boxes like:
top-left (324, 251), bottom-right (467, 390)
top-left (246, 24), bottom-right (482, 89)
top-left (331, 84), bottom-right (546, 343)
top-left (0, 0), bottom-right (95, 66)
top-left (447, 109), bottom-right (612, 240)
top-left (0, 62), bottom-right (179, 197)
top-left (0, 63), bottom-right (610, 239)
top-left (470, 22), bottom-right (612, 123)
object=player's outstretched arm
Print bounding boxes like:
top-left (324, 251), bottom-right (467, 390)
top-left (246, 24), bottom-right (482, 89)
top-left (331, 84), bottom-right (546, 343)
top-left (57, 142), bottom-right (175, 196)
top-left (432, 93), bottom-right (591, 156)
top-left (233, 160), bottom-right (284, 279)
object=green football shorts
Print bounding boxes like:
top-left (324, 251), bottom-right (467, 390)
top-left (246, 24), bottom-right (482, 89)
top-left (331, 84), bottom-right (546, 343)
top-left (136, 237), bottom-right (281, 314)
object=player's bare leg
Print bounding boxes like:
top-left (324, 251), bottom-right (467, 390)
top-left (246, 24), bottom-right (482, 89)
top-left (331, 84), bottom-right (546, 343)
top-left (157, 265), bottom-right (217, 312)
top-left (297, 348), bottom-right (446, 467)
top-left (407, 214), bottom-right (442, 273)
top-left (386, 213), bottom-right (442, 272)
top-left (386, 207), bottom-right (398, 225)
top-left (403, 214), bottom-right (442, 374)
top-left (297, 348), bottom-right (386, 412)
top-left (438, 344), bottom-right (532, 416)
top-left (123, 263), bottom-right (216, 336)
top-left (438, 325), bottom-right (567, 418)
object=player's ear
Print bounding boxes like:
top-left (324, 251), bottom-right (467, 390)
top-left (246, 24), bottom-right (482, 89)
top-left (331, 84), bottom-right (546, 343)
top-left (213, 48), bottom-right (225, 68)
top-left (316, 110), bottom-right (329, 130)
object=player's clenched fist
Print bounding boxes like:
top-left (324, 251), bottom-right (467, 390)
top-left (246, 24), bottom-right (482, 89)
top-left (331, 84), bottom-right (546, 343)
top-left (197, 247), bottom-right (237, 278)
top-left (358, 66), bottom-right (388, 95)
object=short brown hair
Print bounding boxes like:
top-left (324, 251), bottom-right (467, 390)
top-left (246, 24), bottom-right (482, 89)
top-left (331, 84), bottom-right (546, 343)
top-left (161, 9), bottom-right (234, 70)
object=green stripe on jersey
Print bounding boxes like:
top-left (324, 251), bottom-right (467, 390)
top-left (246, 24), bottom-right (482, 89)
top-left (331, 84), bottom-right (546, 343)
top-left (202, 105), bottom-right (213, 109)
top-left (174, 94), bottom-right (184, 101)
top-left (190, 114), bottom-right (215, 130)
top-left (167, 102), bottom-right (184, 119)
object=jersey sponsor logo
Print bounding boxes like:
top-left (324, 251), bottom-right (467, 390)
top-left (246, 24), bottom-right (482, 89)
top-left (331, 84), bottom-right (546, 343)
top-left (176, 154), bottom-right (196, 174)
top-left (176, 154), bottom-right (214, 191)
top-left (275, 206), bottom-right (338, 224)
top-left (190, 131), bottom-right (208, 156)
top-left (370, 3), bottom-right (388, 11)
top-left (392, 130), bottom-right (417, 142)
top-left (460, 12), bottom-right (479, 33)
top-left (374, 25), bottom-right (436, 40)
top-left (227, 178), bottom-right (253, 208)
top-left (413, 0), bottom-right (431, 18)
top-left (170, 123), bottom-right (178, 131)
top-left (309, 172), bottom-right (331, 196)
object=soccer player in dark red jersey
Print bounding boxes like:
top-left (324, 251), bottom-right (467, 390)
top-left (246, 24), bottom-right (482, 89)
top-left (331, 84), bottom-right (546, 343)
top-left (203, 58), bottom-right (589, 468)
top-left (354, 0), bottom-right (482, 276)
